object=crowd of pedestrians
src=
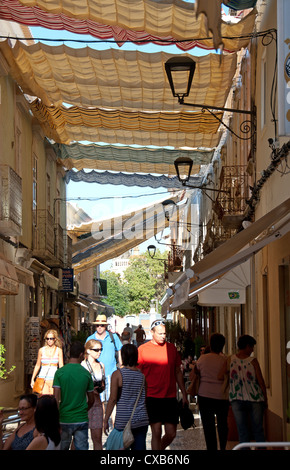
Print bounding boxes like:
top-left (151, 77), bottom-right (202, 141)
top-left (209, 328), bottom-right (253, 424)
top-left (0, 316), bottom-right (268, 451)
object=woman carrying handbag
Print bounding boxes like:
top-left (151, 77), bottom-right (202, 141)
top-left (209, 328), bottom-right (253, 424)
top-left (31, 329), bottom-right (64, 396)
top-left (104, 344), bottom-right (149, 450)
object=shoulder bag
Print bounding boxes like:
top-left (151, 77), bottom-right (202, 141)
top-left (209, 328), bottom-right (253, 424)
top-left (105, 375), bottom-right (145, 450)
top-left (32, 364), bottom-right (51, 394)
top-left (123, 375), bottom-right (145, 449)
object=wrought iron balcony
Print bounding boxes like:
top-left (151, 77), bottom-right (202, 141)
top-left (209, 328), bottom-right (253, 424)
top-left (164, 244), bottom-right (184, 284)
top-left (32, 209), bottom-right (67, 267)
top-left (215, 165), bottom-right (250, 229)
top-left (0, 165), bottom-right (22, 236)
top-left (167, 245), bottom-right (184, 273)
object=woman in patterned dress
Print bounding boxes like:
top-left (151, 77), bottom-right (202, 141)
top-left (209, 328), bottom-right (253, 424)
top-left (30, 329), bottom-right (64, 395)
top-left (223, 334), bottom-right (267, 446)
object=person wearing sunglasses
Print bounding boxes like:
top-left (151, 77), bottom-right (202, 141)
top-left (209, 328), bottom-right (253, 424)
top-left (138, 320), bottom-right (188, 450)
top-left (0, 394), bottom-right (37, 450)
top-left (86, 314), bottom-right (123, 408)
top-left (30, 329), bottom-right (64, 395)
top-left (81, 339), bottom-right (106, 450)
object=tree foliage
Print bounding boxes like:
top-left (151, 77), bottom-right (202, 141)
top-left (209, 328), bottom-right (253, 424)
top-left (100, 270), bottom-right (129, 317)
top-left (101, 249), bottom-right (168, 317)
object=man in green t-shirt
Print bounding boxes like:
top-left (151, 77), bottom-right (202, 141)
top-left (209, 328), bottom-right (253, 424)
top-left (53, 341), bottom-right (94, 450)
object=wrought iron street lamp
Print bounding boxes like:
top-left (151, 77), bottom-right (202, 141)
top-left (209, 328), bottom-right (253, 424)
top-left (165, 56), bottom-right (255, 140)
top-left (174, 156), bottom-right (230, 196)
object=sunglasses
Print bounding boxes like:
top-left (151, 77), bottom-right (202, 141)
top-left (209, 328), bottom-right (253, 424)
top-left (151, 320), bottom-right (166, 329)
top-left (91, 348), bottom-right (103, 352)
top-left (95, 324), bottom-right (106, 327)
top-left (18, 406), bottom-right (32, 412)
top-left (46, 337), bottom-right (55, 341)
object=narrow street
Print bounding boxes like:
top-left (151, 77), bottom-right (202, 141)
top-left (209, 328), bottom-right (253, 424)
top-left (92, 401), bottom-right (239, 451)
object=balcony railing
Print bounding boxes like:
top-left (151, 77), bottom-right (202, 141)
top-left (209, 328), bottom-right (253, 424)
top-left (0, 165), bottom-right (22, 236)
top-left (216, 165), bottom-right (250, 229)
top-left (167, 245), bottom-right (183, 273)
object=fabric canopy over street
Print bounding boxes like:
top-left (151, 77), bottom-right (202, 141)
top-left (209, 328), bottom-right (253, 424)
top-left (1, 1), bottom-right (257, 53)
top-left (0, 41), bottom-right (237, 111)
top-left (30, 100), bottom-right (223, 146)
top-left (64, 169), bottom-right (203, 189)
top-left (69, 193), bottom-right (185, 273)
top-left (54, 142), bottom-right (212, 173)
top-left (0, 40), bottom-right (240, 149)
top-left (79, 295), bottom-right (115, 316)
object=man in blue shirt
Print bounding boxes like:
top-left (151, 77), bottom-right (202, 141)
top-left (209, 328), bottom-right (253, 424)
top-left (86, 314), bottom-right (123, 404)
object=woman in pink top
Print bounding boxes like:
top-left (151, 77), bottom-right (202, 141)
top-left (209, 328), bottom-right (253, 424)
top-left (195, 333), bottom-right (228, 451)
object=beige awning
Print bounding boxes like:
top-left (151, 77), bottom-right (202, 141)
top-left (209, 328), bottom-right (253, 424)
top-left (188, 198), bottom-right (290, 289)
top-left (15, 264), bottom-right (35, 288)
top-left (30, 100), bottom-right (222, 146)
top-left (42, 271), bottom-right (60, 290)
top-left (169, 198), bottom-right (290, 310)
top-left (71, 194), bottom-right (185, 273)
top-left (74, 301), bottom-right (89, 310)
top-left (197, 260), bottom-right (250, 306)
top-left (27, 258), bottom-right (50, 275)
top-left (4, 1), bottom-right (257, 53)
top-left (0, 258), bottom-right (19, 295)
top-left (0, 41), bottom-right (237, 112)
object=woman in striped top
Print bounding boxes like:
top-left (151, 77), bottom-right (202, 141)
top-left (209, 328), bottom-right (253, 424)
top-left (31, 329), bottom-right (64, 395)
top-left (104, 344), bottom-right (149, 450)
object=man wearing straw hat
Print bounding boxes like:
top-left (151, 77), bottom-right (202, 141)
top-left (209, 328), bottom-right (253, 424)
top-left (86, 314), bottom-right (123, 405)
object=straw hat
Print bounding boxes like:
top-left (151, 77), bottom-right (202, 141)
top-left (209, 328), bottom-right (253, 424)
top-left (93, 314), bottom-right (109, 325)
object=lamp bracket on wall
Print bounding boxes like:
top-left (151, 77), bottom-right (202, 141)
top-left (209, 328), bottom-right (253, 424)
top-left (177, 96), bottom-right (256, 142)
top-left (165, 56), bottom-right (256, 141)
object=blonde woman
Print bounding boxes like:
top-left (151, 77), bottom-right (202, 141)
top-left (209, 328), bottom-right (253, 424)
top-left (81, 339), bottom-right (105, 450)
top-left (31, 329), bottom-right (64, 395)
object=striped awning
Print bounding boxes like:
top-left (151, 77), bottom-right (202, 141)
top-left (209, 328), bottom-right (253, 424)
top-left (31, 99), bottom-right (223, 145)
top-left (69, 193), bottom-right (186, 272)
top-left (54, 142), bottom-right (212, 174)
top-left (64, 169), bottom-right (203, 189)
top-left (1, 1), bottom-right (257, 53)
top-left (0, 41), bottom-right (237, 111)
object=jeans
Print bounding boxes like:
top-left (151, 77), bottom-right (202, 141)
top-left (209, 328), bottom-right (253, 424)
top-left (198, 395), bottom-right (229, 451)
top-left (60, 422), bottom-right (89, 450)
top-left (231, 400), bottom-right (265, 444)
top-left (131, 425), bottom-right (148, 450)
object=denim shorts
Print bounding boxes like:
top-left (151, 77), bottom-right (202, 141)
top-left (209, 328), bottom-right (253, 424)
top-left (60, 422), bottom-right (89, 450)
top-left (100, 374), bottom-right (111, 403)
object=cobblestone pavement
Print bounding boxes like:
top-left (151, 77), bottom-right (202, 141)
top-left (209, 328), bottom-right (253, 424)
top-left (90, 402), bottom-right (238, 451)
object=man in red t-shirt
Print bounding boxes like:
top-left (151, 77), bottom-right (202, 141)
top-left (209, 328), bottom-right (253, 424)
top-left (138, 320), bottom-right (188, 450)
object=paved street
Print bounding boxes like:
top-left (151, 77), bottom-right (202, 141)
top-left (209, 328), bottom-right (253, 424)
top-left (91, 402), bottom-right (238, 451)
